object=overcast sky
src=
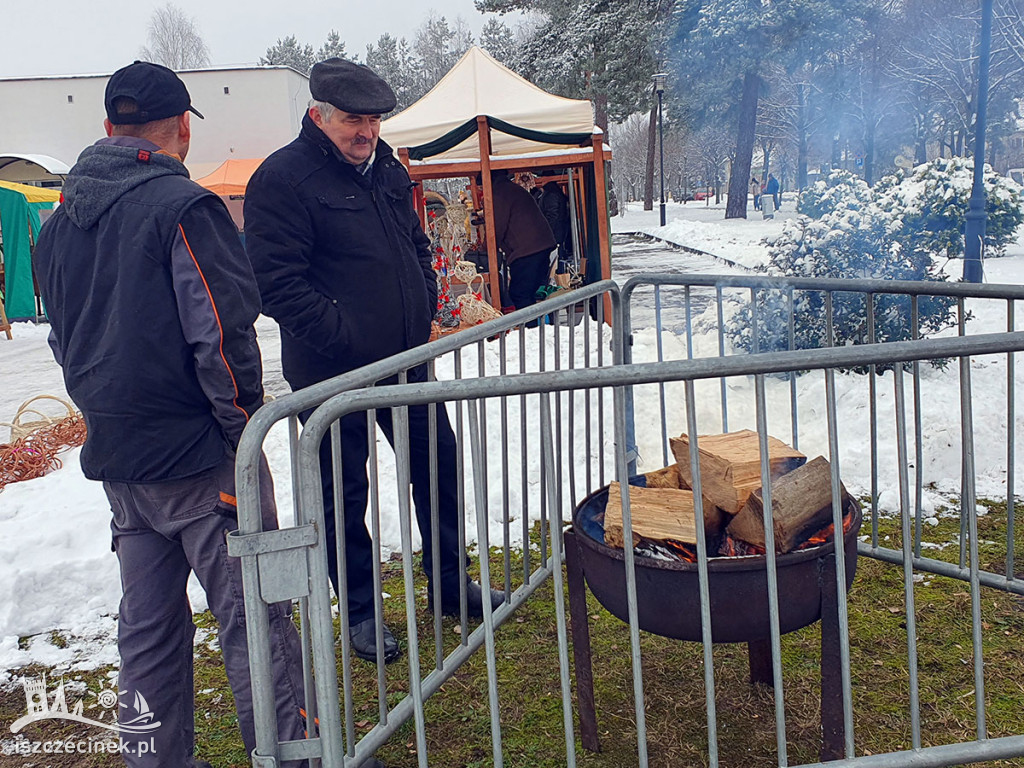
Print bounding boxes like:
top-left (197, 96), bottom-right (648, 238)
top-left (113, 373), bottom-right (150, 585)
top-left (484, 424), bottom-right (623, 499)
top-left (0, 0), bottom-right (506, 78)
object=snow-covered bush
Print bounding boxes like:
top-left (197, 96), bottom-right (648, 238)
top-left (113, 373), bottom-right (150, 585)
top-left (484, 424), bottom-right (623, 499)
top-left (875, 156), bottom-right (1024, 259)
top-left (726, 158), bottom-right (1024, 363)
top-left (797, 169), bottom-right (872, 220)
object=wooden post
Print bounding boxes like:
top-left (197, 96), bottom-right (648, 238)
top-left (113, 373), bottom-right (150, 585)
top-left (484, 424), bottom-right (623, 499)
top-left (591, 134), bottom-right (613, 324)
top-left (477, 116), bottom-right (502, 311)
top-left (398, 147), bottom-right (426, 231)
top-left (0, 294), bottom-right (12, 340)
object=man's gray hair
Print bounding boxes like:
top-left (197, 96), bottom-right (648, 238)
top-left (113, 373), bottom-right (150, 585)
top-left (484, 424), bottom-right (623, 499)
top-left (309, 99), bottom-right (336, 121)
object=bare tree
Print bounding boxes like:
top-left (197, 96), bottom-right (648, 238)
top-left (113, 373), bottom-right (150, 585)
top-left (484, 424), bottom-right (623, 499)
top-left (139, 3), bottom-right (211, 69)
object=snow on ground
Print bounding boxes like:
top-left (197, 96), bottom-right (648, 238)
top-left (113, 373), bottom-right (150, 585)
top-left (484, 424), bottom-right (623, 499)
top-left (1, 201), bottom-right (1022, 676)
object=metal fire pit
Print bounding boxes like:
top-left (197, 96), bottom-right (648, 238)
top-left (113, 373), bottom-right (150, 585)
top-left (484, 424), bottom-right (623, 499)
top-left (569, 484), bottom-right (862, 643)
top-left (564, 483), bottom-right (862, 759)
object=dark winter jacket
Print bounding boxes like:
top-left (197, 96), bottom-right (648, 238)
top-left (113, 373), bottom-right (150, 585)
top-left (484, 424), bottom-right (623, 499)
top-left (490, 174), bottom-right (556, 265)
top-left (243, 115), bottom-right (437, 391)
top-left (539, 181), bottom-right (571, 254)
top-left (766, 176), bottom-right (780, 195)
top-left (34, 137), bottom-right (265, 482)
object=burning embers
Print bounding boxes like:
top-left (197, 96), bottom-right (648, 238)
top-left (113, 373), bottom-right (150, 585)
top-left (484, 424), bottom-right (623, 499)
top-left (602, 430), bottom-right (854, 563)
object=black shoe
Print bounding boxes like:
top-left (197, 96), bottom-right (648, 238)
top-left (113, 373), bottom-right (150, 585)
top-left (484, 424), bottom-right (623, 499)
top-left (349, 618), bottom-right (401, 664)
top-left (429, 581), bottom-right (505, 618)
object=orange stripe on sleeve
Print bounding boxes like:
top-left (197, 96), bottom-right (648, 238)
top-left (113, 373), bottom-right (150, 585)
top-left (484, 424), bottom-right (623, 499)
top-left (178, 223), bottom-right (250, 425)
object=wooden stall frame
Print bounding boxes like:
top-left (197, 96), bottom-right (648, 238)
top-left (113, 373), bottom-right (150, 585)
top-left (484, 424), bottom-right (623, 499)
top-left (398, 118), bottom-right (613, 316)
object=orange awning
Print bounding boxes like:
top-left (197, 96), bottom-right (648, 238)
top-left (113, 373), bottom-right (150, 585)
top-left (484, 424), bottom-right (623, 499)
top-left (194, 158), bottom-right (264, 196)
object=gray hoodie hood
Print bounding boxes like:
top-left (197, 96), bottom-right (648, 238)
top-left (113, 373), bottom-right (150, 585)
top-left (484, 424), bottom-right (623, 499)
top-left (61, 138), bottom-right (189, 230)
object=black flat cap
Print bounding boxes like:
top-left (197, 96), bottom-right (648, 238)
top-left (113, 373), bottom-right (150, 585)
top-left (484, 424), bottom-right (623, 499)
top-left (105, 61), bottom-right (204, 125)
top-left (310, 58), bottom-right (397, 115)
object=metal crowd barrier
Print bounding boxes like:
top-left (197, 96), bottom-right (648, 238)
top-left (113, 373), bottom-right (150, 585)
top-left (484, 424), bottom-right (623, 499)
top-left (229, 273), bottom-right (1024, 768)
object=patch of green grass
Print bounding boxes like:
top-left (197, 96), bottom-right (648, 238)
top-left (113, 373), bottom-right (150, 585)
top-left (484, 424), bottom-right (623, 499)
top-left (4, 500), bottom-right (1024, 767)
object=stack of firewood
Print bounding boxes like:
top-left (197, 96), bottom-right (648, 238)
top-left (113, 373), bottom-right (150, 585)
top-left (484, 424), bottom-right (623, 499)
top-left (603, 429), bottom-right (851, 555)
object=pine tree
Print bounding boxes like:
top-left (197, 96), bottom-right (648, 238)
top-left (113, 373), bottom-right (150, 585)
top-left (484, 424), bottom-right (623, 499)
top-left (261, 35), bottom-right (316, 74)
top-left (365, 33), bottom-right (417, 113)
top-left (480, 18), bottom-right (517, 65)
top-left (316, 30), bottom-right (350, 62)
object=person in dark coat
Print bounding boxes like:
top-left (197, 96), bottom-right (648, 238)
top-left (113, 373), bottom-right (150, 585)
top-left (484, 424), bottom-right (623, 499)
top-left (244, 58), bottom-right (502, 666)
top-left (540, 180), bottom-right (572, 267)
top-left (33, 61), bottom-right (307, 767)
top-left (766, 173), bottom-right (781, 210)
top-left (490, 170), bottom-right (557, 310)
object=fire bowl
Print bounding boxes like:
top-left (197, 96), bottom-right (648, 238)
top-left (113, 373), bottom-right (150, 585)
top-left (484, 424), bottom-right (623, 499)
top-left (570, 485), bottom-right (862, 643)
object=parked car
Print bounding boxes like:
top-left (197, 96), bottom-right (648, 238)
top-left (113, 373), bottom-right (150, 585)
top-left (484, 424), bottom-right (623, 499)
top-left (694, 190), bottom-right (712, 201)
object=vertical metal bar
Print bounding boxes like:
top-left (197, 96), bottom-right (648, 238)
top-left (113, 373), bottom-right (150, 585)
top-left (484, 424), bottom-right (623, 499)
top-left (539, 393), bottom-right (578, 768)
top-left (655, 285), bottom-right (670, 467)
top-left (519, 324), bottom-right (530, 582)
top-left (568, 307), bottom-right (578, 508)
top-left (393, 403), bottom-right (429, 767)
top-left (960, 354), bottom-right (987, 739)
top-left (366, 410), bottom-right (389, 723)
top-left (868, 294), bottom-right (879, 557)
top-left (612, 383), bottom-right (649, 767)
top-left (716, 285), bottom-right (729, 433)
top-left (751, 287), bottom-right (760, 355)
top-left (428, 381), bottom-right (444, 673)
top-left (598, 297), bottom-right (607, 487)
top-left (824, 366), bottom-right (856, 757)
top-left (331, 421), bottom-right (355, 756)
top-left (500, 334), bottom-right (512, 601)
top-left (1007, 300), bottom-right (1016, 583)
top-left (476, 343), bottom-right (489, 619)
top-left (467, 398), bottom-right (504, 767)
top-left (453, 351), bottom-right (468, 641)
top-left (893, 366), bottom-right (922, 749)
top-left (788, 287), bottom-right (798, 450)
top-left (539, 321), bottom-right (549, 569)
top-left (959, 299), bottom-right (969, 571)
top-left (289, 416), bottom-right (319, 745)
top-left (683, 382), bottom-right (718, 767)
top-left (912, 296), bottom-right (924, 558)
top-left (554, 317), bottom-right (565, 554)
top-left (754, 376), bottom-right (788, 766)
top-left (585, 308), bottom-right (594, 492)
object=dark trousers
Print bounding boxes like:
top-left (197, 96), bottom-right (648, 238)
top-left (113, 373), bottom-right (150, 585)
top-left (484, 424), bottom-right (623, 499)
top-left (104, 456), bottom-right (306, 767)
top-left (508, 249), bottom-right (553, 310)
top-left (304, 363), bottom-right (464, 625)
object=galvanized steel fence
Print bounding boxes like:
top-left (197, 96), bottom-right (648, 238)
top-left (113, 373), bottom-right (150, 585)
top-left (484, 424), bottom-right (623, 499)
top-left (229, 274), bottom-right (1024, 768)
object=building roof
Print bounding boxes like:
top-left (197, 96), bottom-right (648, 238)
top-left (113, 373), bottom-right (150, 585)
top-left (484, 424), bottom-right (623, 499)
top-left (0, 65), bottom-right (308, 83)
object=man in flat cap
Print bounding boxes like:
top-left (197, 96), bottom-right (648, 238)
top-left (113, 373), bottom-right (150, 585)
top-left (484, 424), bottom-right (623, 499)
top-left (34, 61), bottom-right (307, 766)
top-left (245, 59), bottom-right (502, 665)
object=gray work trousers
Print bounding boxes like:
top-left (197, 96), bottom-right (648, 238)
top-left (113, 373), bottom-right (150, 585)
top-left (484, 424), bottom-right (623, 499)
top-left (104, 454), bottom-right (306, 767)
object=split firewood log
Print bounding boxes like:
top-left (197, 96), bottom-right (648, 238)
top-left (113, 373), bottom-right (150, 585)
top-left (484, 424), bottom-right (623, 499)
top-left (670, 429), bottom-right (806, 515)
top-left (726, 456), bottom-right (850, 553)
top-left (603, 482), bottom-right (726, 549)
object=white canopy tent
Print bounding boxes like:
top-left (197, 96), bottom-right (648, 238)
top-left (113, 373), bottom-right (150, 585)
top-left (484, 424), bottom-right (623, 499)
top-left (380, 46), bottom-right (597, 161)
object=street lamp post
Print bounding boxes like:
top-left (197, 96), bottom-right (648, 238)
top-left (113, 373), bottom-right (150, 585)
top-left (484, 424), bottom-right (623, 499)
top-left (653, 73), bottom-right (667, 227)
top-left (964, 0), bottom-right (993, 283)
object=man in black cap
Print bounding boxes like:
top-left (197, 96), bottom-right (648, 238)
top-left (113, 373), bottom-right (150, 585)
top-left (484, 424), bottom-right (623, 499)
top-left (33, 61), bottom-right (307, 767)
top-left (245, 58), bottom-right (503, 665)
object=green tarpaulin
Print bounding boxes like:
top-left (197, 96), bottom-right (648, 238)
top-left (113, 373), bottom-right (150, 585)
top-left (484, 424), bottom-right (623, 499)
top-left (0, 184), bottom-right (56, 320)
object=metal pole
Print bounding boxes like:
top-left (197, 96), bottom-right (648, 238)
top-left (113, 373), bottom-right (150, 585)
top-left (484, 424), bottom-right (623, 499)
top-left (658, 89), bottom-right (666, 227)
top-left (964, 0), bottom-right (993, 283)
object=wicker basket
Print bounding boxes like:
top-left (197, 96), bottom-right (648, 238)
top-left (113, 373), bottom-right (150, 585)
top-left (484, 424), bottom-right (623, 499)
top-left (1, 395), bottom-right (80, 444)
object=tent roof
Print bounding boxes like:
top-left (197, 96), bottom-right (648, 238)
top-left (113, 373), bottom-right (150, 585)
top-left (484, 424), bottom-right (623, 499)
top-left (0, 154), bottom-right (71, 175)
top-left (380, 46), bottom-right (595, 162)
top-left (0, 179), bottom-right (61, 203)
top-left (193, 158), bottom-right (264, 196)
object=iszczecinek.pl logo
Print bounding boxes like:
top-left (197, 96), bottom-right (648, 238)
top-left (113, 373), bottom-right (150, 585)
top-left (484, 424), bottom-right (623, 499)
top-left (9, 674), bottom-right (161, 735)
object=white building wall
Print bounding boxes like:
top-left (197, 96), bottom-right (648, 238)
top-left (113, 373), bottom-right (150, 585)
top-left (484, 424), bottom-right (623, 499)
top-left (0, 67), bottom-right (310, 173)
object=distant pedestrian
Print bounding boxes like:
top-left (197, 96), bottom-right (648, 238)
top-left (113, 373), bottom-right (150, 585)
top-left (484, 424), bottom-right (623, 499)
top-left (766, 173), bottom-right (780, 210)
top-left (750, 177), bottom-right (760, 210)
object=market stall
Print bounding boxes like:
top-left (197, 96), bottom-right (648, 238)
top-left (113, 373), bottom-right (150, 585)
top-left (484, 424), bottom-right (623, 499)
top-left (193, 158), bottom-right (264, 232)
top-left (381, 46), bottom-right (612, 320)
top-left (0, 180), bottom-right (60, 322)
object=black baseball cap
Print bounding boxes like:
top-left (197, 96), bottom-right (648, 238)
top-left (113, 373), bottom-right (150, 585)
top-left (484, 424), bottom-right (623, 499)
top-left (105, 61), bottom-right (205, 125)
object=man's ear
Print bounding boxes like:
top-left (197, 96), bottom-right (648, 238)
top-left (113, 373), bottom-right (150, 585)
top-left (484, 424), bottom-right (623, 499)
top-left (309, 106), bottom-right (324, 128)
top-left (179, 112), bottom-right (191, 144)
top-left (103, 119), bottom-right (114, 137)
